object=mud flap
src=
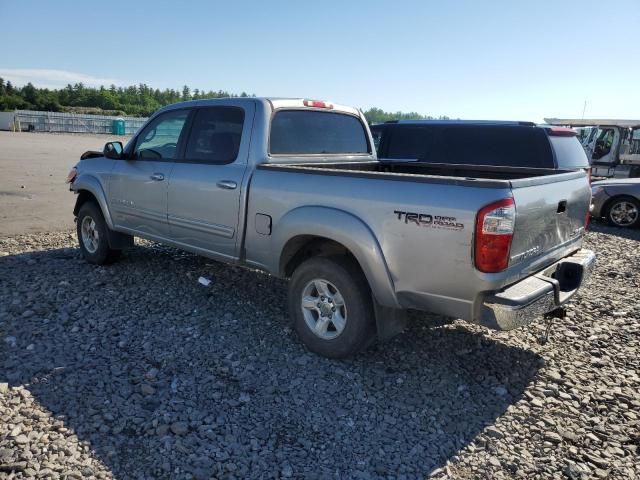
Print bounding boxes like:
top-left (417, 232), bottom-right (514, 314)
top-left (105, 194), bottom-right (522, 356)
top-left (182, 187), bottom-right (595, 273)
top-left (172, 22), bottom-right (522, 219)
top-left (106, 229), bottom-right (134, 250)
top-left (373, 297), bottom-right (407, 342)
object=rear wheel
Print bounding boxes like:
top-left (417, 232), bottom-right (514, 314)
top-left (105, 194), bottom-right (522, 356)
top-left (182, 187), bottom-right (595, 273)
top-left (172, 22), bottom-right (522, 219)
top-left (76, 202), bottom-right (122, 264)
top-left (288, 256), bottom-right (375, 359)
top-left (605, 196), bottom-right (640, 228)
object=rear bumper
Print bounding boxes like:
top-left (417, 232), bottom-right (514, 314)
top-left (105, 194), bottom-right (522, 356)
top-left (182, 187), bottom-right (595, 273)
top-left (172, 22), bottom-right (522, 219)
top-left (477, 249), bottom-right (595, 330)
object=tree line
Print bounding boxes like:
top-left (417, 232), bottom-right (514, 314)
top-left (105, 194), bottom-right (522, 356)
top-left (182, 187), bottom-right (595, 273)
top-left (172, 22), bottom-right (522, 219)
top-left (0, 77), bottom-right (445, 123)
top-left (363, 107), bottom-right (449, 123)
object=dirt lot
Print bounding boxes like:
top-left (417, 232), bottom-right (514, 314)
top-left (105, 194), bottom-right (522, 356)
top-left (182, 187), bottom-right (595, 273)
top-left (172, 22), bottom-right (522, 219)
top-left (0, 132), bottom-right (128, 236)
top-left (0, 133), bottom-right (639, 479)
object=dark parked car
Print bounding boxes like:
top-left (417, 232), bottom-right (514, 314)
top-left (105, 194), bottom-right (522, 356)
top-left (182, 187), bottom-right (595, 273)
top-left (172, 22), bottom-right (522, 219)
top-left (370, 120), bottom-right (590, 172)
top-left (591, 178), bottom-right (640, 228)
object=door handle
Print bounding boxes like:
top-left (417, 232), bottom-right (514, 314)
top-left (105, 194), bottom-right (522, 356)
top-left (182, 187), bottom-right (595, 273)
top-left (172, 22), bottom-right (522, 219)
top-left (150, 173), bottom-right (165, 181)
top-left (217, 180), bottom-right (237, 190)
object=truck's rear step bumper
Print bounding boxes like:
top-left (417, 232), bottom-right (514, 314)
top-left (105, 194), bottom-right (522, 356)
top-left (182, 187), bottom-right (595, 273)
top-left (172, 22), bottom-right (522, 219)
top-left (478, 249), bottom-right (596, 330)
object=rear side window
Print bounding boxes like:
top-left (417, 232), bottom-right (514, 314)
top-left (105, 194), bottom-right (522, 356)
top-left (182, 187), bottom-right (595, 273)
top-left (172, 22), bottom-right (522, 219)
top-left (548, 136), bottom-right (590, 169)
top-left (384, 125), bottom-right (554, 168)
top-left (184, 107), bottom-right (244, 163)
top-left (270, 110), bottom-right (369, 155)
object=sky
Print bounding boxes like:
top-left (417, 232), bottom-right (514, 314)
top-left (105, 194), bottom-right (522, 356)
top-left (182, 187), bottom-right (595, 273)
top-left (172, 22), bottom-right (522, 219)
top-left (1, 0), bottom-right (639, 123)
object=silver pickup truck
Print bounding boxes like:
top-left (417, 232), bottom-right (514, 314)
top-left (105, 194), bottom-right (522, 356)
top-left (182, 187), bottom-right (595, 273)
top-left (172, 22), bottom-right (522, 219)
top-left (67, 98), bottom-right (595, 358)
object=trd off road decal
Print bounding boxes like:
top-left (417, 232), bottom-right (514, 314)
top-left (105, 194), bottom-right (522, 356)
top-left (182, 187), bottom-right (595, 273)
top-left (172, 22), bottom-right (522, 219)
top-left (394, 210), bottom-right (464, 231)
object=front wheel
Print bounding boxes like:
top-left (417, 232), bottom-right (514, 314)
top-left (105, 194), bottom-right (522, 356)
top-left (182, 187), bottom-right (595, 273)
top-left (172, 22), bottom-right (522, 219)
top-left (76, 202), bottom-right (122, 265)
top-left (288, 257), bottom-right (375, 359)
top-left (606, 196), bottom-right (640, 228)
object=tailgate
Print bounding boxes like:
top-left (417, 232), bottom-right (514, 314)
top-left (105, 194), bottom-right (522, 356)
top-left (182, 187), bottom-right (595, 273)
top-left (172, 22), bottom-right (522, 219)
top-left (509, 172), bottom-right (590, 268)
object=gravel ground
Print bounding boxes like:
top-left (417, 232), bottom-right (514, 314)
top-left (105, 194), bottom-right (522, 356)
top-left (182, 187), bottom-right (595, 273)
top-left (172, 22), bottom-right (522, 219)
top-left (1, 223), bottom-right (638, 479)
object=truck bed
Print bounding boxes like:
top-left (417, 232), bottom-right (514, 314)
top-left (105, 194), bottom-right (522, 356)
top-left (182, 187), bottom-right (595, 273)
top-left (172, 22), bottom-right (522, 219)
top-left (259, 160), bottom-right (584, 187)
top-left (248, 159), bottom-right (590, 320)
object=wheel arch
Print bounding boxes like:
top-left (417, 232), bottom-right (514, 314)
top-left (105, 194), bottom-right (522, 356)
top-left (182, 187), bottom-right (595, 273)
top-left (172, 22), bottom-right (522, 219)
top-left (72, 175), bottom-right (133, 249)
top-left (274, 206), bottom-right (399, 309)
top-left (73, 190), bottom-right (98, 215)
top-left (72, 174), bottom-right (114, 229)
top-left (281, 235), bottom-right (359, 278)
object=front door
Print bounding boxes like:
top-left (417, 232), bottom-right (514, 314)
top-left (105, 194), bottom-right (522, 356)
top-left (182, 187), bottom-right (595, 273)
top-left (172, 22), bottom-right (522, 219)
top-left (167, 103), bottom-right (253, 260)
top-left (109, 109), bottom-right (190, 239)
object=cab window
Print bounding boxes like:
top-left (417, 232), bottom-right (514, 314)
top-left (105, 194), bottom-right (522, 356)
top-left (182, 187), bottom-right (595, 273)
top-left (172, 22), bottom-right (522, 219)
top-left (270, 111), bottom-right (369, 155)
top-left (133, 110), bottom-right (189, 160)
top-left (184, 107), bottom-right (245, 163)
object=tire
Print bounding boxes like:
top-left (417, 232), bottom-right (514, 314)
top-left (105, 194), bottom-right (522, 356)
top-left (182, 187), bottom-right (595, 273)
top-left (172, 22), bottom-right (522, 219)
top-left (604, 196), bottom-right (640, 228)
top-left (76, 202), bottom-right (122, 265)
top-left (288, 256), bottom-right (375, 359)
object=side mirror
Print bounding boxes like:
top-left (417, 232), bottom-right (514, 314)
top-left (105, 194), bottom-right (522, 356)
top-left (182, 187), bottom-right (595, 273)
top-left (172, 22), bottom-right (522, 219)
top-left (104, 141), bottom-right (124, 159)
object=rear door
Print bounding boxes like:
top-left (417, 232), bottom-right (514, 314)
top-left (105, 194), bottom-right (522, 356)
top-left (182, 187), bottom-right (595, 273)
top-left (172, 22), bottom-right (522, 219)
top-left (110, 109), bottom-right (190, 238)
top-left (167, 101), bottom-right (254, 260)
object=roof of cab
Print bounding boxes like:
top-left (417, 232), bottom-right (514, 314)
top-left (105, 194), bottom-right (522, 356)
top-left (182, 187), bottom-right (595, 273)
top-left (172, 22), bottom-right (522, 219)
top-left (156, 97), bottom-right (361, 117)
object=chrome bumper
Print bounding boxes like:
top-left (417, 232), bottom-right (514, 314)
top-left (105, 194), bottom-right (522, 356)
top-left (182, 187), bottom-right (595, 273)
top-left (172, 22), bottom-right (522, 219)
top-left (478, 249), bottom-right (596, 331)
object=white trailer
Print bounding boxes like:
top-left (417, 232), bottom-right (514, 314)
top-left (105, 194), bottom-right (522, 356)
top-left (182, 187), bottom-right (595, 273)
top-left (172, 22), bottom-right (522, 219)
top-left (545, 118), bottom-right (640, 178)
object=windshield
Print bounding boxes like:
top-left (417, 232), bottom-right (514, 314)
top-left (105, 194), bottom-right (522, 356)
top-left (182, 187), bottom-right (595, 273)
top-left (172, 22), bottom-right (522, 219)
top-left (270, 110), bottom-right (369, 155)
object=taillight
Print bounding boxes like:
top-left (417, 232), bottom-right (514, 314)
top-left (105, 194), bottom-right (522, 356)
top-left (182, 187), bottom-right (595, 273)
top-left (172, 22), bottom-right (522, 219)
top-left (303, 99), bottom-right (333, 109)
top-left (585, 209), bottom-right (590, 231)
top-left (585, 186), bottom-right (594, 231)
top-left (475, 198), bottom-right (515, 273)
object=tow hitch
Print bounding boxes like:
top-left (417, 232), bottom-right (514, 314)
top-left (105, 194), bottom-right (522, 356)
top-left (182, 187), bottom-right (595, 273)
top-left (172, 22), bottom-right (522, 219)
top-left (539, 307), bottom-right (566, 345)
